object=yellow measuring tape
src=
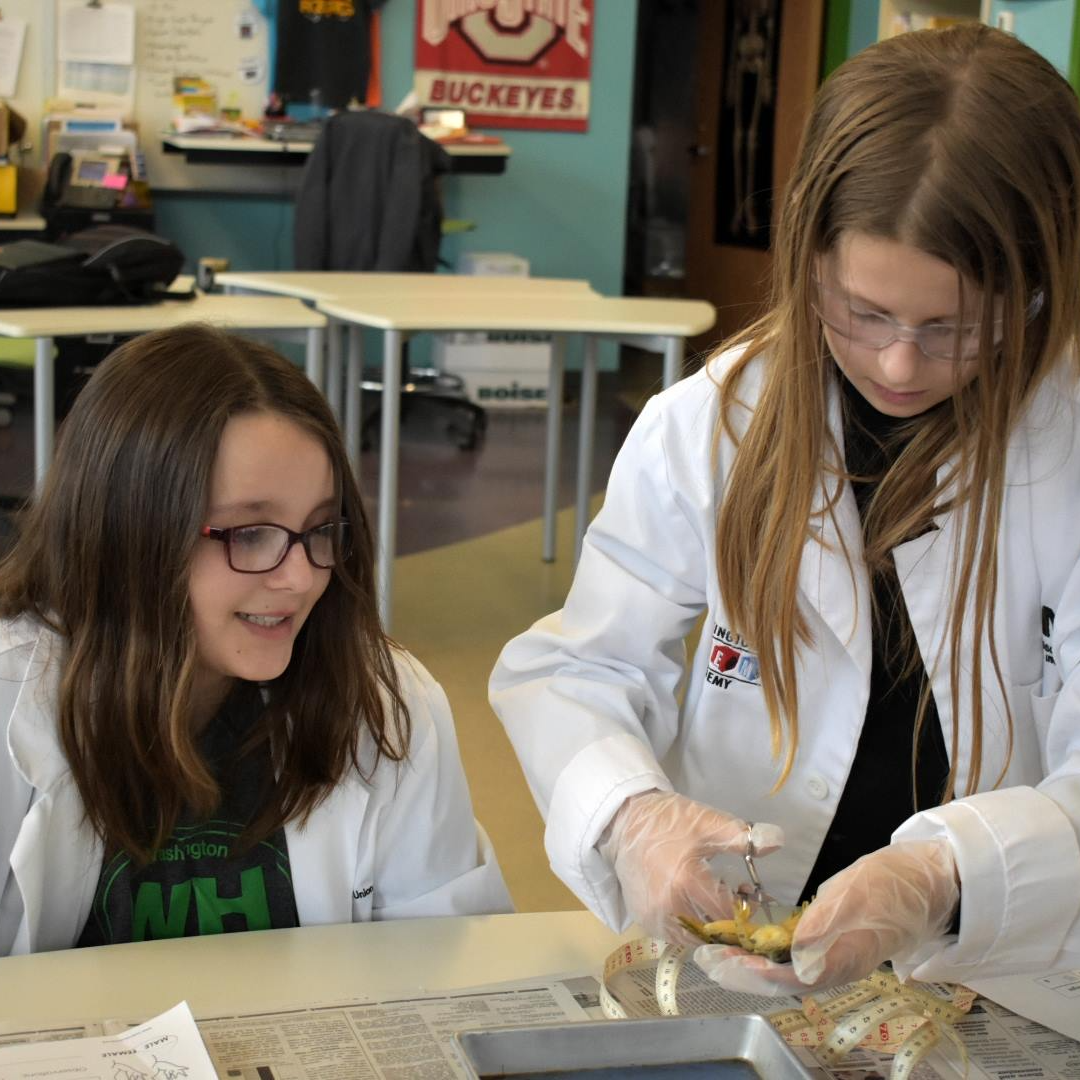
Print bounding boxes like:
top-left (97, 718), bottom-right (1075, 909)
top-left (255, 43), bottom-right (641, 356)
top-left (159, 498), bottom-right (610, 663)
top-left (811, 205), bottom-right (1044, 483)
top-left (599, 937), bottom-right (974, 1079)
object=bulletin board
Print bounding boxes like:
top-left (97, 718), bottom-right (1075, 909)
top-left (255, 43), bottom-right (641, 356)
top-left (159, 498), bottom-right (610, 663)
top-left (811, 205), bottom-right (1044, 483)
top-left (4, 0), bottom-right (299, 195)
top-left (135, 0), bottom-right (282, 192)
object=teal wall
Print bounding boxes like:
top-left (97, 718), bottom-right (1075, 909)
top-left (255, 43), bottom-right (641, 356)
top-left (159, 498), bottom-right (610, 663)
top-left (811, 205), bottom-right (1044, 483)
top-left (155, 2), bottom-right (638, 369)
top-left (382, 4), bottom-right (637, 294)
top-left (843, 0), bottom-right (1076, 71)
top-left (847, 1), bottom-right (878, 55)
top-left (154, 195), bottom-right (295, 270)
top-left (988, 0), bottom-right (1075, 73)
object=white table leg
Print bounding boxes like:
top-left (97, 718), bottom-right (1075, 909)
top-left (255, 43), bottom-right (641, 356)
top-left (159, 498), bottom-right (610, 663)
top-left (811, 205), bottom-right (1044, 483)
top-left (574, 335), bottom-right (599, 564)
top-left (376, 329), bottom-right (403, 628)
top-left (325, 323), bottom-right (343, 418)
top-left (345, 325), bottom-right (362, 472)
top-left (306, 326), bottom-right (325, 389)
top-left (34, 336), bottom-right (54, 487)
top-left (662, 335), bottom-right (684, 389)
top-left (542, 334), bottom-right (566, 562)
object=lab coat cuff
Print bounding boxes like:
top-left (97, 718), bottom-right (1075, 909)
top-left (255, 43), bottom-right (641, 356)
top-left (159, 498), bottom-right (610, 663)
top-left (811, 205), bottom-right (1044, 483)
top-left (891, 788), bottom-right (1080, 981)
top-left (545, 733), bottom-right (671, 930)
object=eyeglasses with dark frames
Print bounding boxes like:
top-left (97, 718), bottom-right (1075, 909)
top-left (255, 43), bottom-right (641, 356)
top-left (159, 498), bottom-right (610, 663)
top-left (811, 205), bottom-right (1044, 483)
top-left (812, 280), bottom-right (1045, 362)
top-left (200, 520), bottom-right (351, 573)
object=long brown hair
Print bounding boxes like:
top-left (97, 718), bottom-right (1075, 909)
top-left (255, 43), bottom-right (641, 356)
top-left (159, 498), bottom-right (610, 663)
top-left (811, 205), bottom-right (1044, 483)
top-left (714, 26), bottom-right (1080, 795)
top-left (0, 323), bottom-right (409, 862)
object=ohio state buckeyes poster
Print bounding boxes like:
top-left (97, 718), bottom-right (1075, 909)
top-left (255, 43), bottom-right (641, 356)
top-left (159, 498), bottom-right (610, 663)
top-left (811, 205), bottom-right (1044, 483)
top-left (414, 1), bottom-right (593, 132)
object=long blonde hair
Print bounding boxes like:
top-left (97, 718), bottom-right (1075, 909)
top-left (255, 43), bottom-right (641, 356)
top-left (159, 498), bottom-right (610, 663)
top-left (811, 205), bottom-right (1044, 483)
top-left (715, 25), bottom-right (1080, 795)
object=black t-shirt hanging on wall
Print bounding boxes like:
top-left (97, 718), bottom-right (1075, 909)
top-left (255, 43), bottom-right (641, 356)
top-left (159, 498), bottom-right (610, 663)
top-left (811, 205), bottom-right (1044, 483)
top-left (275, 0), bottom-right (387, 110)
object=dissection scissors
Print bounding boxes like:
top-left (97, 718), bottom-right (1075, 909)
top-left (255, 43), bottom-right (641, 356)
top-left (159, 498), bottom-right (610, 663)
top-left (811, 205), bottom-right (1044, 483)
top-left (737, 822), bottom-right (775, 923)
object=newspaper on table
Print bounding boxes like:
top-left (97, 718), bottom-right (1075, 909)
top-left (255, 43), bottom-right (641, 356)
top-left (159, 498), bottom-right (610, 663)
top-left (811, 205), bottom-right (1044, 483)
top-left (1, 967), bottom-right (1078, 1080)
top-left (0, 1001), bottom-right (217, 1080)
top-left (968, 970), bottom-right (1080, 1042)
top-left (604, 953), bottom-right (1080, 1080)
top-left (0, 979), bottom-right (591, 1080)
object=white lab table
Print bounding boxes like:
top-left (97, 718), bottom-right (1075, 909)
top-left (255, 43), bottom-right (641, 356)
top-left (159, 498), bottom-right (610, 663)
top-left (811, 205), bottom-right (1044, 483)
top-left (217, 270), bottom-right (598, 434)
top-left (0, 209), bottom-right (47, 235)
top-left (219, 270), bottom-right (599, 445)
top-left (0, 294), bottom-right (327, 484)
top-left (0, 911), bottom-right (627, 1025)
top-left (216, 269), bottom-right (596, 304)
top-left (0, 915), bottom-right (1070, 1080)
top-left (314, 291), bottom-right (716, 624)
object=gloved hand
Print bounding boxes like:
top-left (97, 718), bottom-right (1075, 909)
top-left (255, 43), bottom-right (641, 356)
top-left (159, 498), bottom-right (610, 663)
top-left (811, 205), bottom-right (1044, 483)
top-left (600, 789), bottom-right (783, 945)
top-left (694, 839), bottom-right (960, 996)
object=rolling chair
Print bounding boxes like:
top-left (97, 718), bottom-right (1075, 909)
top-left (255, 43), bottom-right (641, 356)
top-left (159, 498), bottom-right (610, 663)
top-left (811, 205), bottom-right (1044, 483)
top-left (293, 110), bottom-right (486, 450)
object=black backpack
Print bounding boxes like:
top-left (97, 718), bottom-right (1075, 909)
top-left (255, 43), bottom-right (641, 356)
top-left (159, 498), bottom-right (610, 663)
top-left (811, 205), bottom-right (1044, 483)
top-left (0, 225), bottom-right (187, 307)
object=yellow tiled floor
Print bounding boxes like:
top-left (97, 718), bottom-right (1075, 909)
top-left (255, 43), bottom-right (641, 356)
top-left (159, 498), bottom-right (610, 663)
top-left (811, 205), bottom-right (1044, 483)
top-left (392, 500), bottom-right (602, 913)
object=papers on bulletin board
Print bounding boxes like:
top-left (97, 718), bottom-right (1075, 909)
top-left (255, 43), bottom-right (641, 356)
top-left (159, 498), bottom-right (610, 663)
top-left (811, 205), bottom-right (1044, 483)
top-left (58, 0), bottom-right (135, 64)
top-left (0, 1001), bottom-right (218, 1080)
top-left (57, 0), bottom-right (136, 108)
top-left (0, 18), bottom-right (27, 99)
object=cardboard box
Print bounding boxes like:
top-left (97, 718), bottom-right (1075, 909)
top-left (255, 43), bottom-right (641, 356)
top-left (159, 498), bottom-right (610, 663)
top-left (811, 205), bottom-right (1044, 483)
top-left (439, 254), bottom-right (549, 406)
top-left (436, 335), bottom-right (550, 409)
top-left (456, 251), bottom-right (529, 277)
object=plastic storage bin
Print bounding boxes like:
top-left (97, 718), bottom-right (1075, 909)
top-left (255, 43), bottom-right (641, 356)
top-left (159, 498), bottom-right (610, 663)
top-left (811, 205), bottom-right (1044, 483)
top-left (434, 253), bottom-right (551, 409)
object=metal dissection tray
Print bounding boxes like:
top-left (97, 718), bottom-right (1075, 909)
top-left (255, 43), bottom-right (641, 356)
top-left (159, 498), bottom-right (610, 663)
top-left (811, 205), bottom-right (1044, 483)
top-left (454, 1013), bottom-right (815, 1079)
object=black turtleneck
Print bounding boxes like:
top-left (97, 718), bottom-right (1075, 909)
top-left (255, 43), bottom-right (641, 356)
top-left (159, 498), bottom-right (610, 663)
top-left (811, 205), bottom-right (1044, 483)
top-left (797, 376), bottom-right (951, 903)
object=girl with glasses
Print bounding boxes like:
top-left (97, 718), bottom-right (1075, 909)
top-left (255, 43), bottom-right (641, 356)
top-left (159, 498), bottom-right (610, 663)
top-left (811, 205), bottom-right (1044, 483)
top-left (0, 323), bottom-right (510, 954)
top-left (492, 25), bottom-right (1080, 992)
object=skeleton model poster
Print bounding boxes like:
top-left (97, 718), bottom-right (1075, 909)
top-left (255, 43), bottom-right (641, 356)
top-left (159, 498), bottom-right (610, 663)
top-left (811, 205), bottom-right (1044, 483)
top-left (414, 1), bottom-right (593, 132)
top-left (717, 0), bottom-right (782, 249)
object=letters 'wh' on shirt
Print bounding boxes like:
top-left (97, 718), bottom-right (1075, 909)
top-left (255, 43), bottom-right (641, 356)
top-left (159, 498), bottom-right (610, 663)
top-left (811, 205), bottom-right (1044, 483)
top-left (77, 684), bottom-right (299, 946)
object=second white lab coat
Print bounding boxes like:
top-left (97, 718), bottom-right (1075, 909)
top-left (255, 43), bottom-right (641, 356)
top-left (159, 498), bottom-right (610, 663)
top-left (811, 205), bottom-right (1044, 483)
top-left (490, 351), bottom-right (1080, 985)
top-left (1, 615), bottom-right (512, 955)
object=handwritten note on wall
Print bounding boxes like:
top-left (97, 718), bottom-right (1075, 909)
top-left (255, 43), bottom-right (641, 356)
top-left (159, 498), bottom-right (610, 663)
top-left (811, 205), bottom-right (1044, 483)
top-left (130, 0), bottom-right (272, 189)
top-left (140, 2), bottom-right (228, 97)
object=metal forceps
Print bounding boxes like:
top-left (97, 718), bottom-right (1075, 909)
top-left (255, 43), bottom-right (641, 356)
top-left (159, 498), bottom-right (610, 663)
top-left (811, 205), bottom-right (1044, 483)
top-left (737, 823), bottom-right (775, 924)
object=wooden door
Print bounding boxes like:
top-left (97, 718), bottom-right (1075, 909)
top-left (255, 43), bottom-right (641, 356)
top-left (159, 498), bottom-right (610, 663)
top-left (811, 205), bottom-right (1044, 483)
top-left (685, 0), bottom-right (825, 346)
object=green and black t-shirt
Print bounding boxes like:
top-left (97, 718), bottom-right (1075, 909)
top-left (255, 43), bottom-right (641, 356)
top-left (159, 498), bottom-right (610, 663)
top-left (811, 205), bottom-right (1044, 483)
top-left (78, 685), bottom-right (299, 946)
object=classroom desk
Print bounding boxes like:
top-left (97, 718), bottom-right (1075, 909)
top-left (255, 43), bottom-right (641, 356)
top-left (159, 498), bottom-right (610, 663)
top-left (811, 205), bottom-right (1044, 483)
top-left (0, 209), bottom-right (47, 239)
top-left (1, 918), bottom-right (1073, 1080)
top-left (217, 269), bottom-right (598, 457)
top-left (315, 292), bottom-right (716, 625)
top-left (0, 911), bottom-right (628, 1025)
top-left (162, 134), bottom-right (512, 174)
top-left (216, 269), bottom-right (597, 304)
top-left (0, 294), bottom-right (327, 485)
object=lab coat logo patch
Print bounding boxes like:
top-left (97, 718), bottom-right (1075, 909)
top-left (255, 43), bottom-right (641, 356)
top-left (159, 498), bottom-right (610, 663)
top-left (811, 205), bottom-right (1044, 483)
top-left (1043, 606), bottom-right (1056, 666)
top-left (707, 624), bottom-right (761, 689)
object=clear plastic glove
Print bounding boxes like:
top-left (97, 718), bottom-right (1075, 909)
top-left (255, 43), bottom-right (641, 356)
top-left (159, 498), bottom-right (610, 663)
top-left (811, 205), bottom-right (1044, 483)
top-left (694, 839), bottom-right (960, 996)
top-left (601, 790), bottom-right (783, 945)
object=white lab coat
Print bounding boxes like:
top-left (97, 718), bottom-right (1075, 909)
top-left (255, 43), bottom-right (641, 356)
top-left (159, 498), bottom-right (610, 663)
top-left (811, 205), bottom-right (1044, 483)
top-left (0, 615), bottom-right (512, 955)
top-left (490, 351), bottom-right (1080, 985)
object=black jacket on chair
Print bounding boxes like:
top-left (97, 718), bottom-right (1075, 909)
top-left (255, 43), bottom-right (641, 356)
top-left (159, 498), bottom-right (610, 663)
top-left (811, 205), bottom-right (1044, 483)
top-left (293, 111), bottom-right (451, 272)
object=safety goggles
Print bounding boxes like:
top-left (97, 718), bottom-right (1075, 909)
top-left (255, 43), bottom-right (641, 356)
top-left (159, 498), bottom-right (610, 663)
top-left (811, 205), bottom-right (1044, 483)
top-left (812, 280), bottom-right (1044, 362)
